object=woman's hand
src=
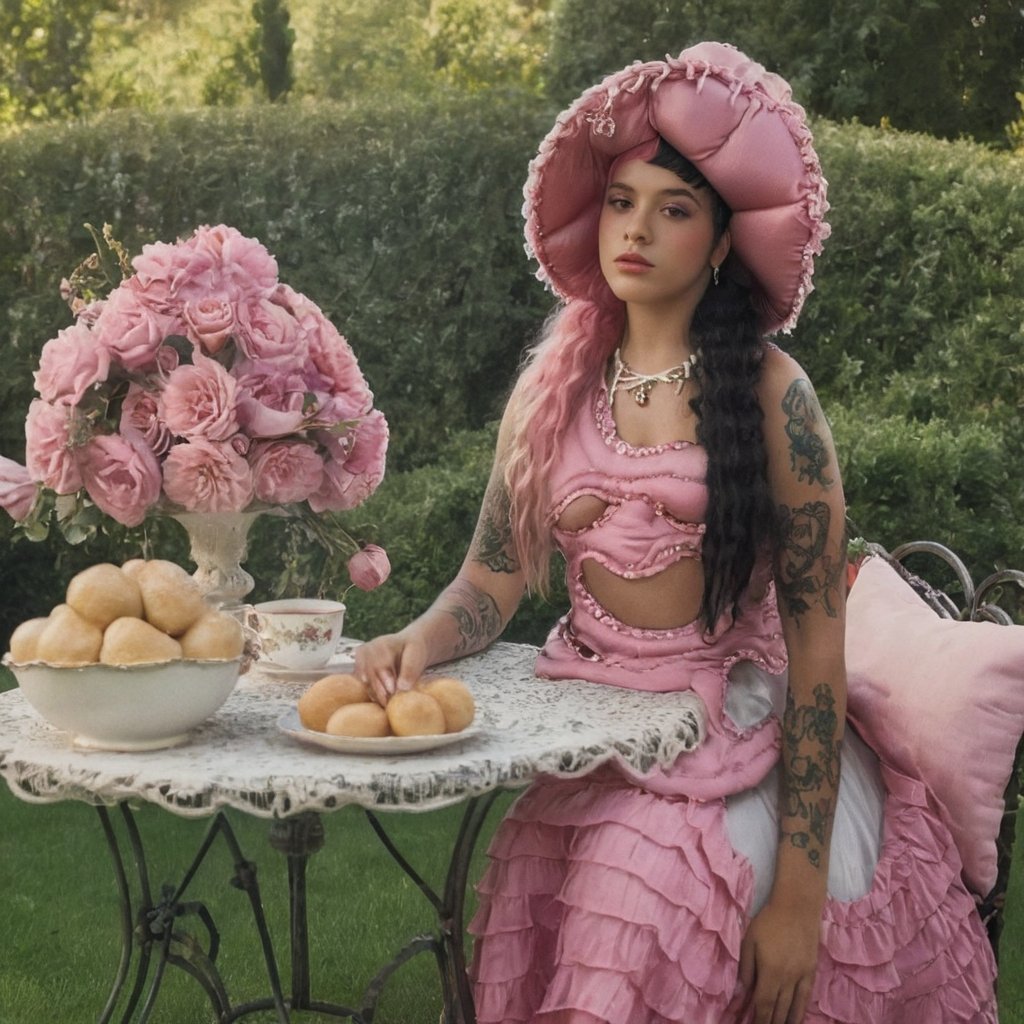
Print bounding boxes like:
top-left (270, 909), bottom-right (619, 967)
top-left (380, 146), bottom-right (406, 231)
top-left (738, 899), bottom-right (821, 1024)
top-left (353, 632), bottom-right (428, 706)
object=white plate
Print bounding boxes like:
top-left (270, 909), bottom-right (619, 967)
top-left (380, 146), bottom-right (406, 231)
top-left (276, 707), bottom-right (480, 755)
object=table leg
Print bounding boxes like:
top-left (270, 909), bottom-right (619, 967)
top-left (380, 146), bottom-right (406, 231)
top-left (95, 804), bottom-right (298, 1023)
top-left (262, 812), bottom-right (369, 1021)
top-left (268, 811), bottom-right (324, 1010)
top-left (363, 789), bottom-right (504, 1024)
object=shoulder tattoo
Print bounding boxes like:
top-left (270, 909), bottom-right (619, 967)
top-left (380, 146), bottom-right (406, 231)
top-left (781, 378), bottom-right (834, 489)
top-left (775, 500), bottom-right (844, 623)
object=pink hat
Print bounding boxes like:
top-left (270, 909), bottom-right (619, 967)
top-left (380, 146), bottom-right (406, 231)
top-left (523, 41), bottom-right (830, 334)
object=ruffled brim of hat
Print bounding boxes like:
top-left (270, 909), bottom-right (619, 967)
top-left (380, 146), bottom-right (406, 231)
top-left (469, 765), bottom-right (996, 1023)
top-left (523, 42), bottom-right (832, 335)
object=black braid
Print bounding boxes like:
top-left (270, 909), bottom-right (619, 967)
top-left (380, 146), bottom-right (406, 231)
top-left (648, 139), bottom-right (775, 631)
top-left (691, 278), bottom-right (775, 629)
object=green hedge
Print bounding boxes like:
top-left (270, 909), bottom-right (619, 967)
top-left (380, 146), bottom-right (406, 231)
top-left (0, 90), bottom-right (554, 472)
top-left (1, 99), bottom-right (1023, 647)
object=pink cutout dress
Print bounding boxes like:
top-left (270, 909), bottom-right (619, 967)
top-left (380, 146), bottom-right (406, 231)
top-left (468, 382), bottom-right (998, 1023)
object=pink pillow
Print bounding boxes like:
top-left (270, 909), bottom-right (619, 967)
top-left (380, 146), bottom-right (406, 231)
top-left (845, 555), bottom-right (1024, 895)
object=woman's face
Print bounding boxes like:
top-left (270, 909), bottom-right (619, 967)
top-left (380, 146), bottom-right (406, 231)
top-left (598, 158), bottom-right (729, 310)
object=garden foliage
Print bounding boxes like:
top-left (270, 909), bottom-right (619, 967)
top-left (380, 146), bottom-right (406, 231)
top-left (0, 95), bottom-right (1022, 647)
top-left (547, 0), bottom-right (1024, 145)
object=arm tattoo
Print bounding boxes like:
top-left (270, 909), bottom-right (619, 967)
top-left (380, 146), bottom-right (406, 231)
top-left (780, 683), bottom-right (840, 869)
top-left (781, 379), bottom-right (834, 489)
top-left (775, 501), bottom-right (844, 623)
top-left (440, 578), bottom-right (503, 657)
top-left (470, 482), bottom-right (520, 574)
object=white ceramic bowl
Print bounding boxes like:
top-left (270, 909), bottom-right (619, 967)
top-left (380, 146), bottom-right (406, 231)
top-left (253, 598), bottom-right (346, 670)
top-left (4, 656), bottom-right (241, 751)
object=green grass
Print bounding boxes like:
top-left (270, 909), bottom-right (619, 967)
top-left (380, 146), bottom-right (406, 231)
top-left (0, 783), bottom-right (520, 1023)
top-left (1, 698), bottom-right (1022, 1022)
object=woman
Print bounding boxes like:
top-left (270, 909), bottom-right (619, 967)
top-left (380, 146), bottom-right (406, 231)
top-left (355, 43), bottom-right (997, 1024)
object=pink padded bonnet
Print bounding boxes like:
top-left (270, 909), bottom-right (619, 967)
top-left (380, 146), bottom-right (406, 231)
top-left (523, 41), bottom-right (830, 334)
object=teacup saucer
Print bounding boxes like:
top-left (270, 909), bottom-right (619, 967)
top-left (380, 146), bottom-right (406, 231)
top-left (251, 639), bottom-right (359, 683)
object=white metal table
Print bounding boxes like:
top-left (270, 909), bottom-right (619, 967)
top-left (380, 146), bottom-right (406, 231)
top-left (0, 641), bottom-right (705, 1023)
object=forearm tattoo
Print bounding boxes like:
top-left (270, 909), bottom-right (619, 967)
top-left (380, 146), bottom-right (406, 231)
top-left (781, 378), bottom-right (834, 489)
top-left (775, 501), bottom-right (844, 623)
top-left (440, 578), bottom-right (503, 657)
top-left (470, 481), bottom-right (520, 574)
top-left (780, 683), bottom-right (840, 869)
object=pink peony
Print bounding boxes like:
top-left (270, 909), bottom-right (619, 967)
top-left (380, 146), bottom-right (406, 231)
top-left (314, 389), bottom-right (373, 427)
top-left (6, 224), bottom-right (389, 540)
top-left (131, 239), bottom-right (213, 313)
top-left (25, 399), bottom-right (84, 494)
top-left (236, 296), bottom-right (306, 363)
top-left (341, 408), bottom-right (389, 478)
top-left (249, 440), bottom-right (324, 504)
top-left (187, 225), bottom-right (279, 298)
top-left (120, 384), bottom-right (173, 456)
top-left (308, 410), bottom-right (388, 513)
top-left (347, 544), bottom-right (391, 591)
top-left (33, 323), bottom-right (111, 404)
top-left (233, 356), bottom-right (307, 408)
top-left (235, 396), bottom-right (308, 439)
top-left (183, 295), bottom-right (236, 354)
top-left (0, 456), bottom-right (38, 521)
top-left (160, 353), bottom-right (239, 441)
top-left (233, 356), bottom-right (310, 438)
top-left (78, 433), bottom-right (162, 527)
top-left (277, 285), bottom-right (373, 415)
top-left (92, 282), bottom-right (181, 369)
top-left (162, 438), bottom-right (255, 512)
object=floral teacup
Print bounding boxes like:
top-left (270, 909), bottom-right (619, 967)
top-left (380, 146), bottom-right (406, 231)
top-left (253, 599), bottom-right (346, 670)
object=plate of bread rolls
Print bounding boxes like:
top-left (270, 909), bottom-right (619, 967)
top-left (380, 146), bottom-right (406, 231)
top-left (277, 672), bottom-right (479, 754)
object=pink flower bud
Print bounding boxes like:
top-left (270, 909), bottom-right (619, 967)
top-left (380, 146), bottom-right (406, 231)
top-left (347, 544), bottom-right (391, 591)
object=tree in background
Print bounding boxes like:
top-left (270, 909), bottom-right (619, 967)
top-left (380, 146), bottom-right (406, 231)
top-left (428, 0), bottom-right (551, 93)
top-left (252, 0), bottom-right (294, 101)
top-left (0, 0), bottom-right (117, 126)
top-left (547, 0), bottom-right (1024, 145)
top-left (304, 0), bottom-right (434, 100)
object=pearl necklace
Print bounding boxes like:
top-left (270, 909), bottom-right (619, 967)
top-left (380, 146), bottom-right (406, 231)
top-left (609, 347), bottom-right (700, 406)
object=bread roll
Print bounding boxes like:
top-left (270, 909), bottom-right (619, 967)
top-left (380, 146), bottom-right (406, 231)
top-left (419, 677), bottom-right (475, 732)
top-left (298, 673), bottom-right (371, 731)
top-left (386, 690), bottom-right (446, 737)
top-left (179, 611), bottom-right (244, 660)
top-left (8, 617), bottom-right (50, 663)
top-left (121, 558), bottom-right (147, 580)
top-left (36, 604), bottom-right (103, 666)
top-left (325, 702), bottom-right (390, 737)
top-left (66, 563), bottom-right (143, 629)
top-left (101, 617), bottom-right (183, 665)
top-left (137, 560), bottom-right (206, 636)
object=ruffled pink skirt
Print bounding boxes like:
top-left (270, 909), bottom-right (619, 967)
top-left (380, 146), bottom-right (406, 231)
top-left (469, 760), bottom-right (997, 1024)
top-left (470, 589), bottom-right (998, 1023)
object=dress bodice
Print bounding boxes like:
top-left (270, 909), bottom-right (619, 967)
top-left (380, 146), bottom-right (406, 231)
top-left (547, 380), bottom-right (707, 582)
top-left (535, 377), bottom-right (788, 800)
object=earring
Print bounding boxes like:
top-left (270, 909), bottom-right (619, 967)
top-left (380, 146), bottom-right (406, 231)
top-left (712, 265), bottom-right (720, 286)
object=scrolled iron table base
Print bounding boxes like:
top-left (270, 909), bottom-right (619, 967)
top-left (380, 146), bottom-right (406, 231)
top-left (94, 794), bottom-right (501, 1024)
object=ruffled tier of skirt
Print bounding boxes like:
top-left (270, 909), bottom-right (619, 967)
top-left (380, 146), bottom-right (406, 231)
top-left (468, 764), bottom-right (997, 1024)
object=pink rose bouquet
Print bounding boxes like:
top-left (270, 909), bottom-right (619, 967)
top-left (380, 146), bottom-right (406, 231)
top-left (0, 225), bottom-right (390, 587)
